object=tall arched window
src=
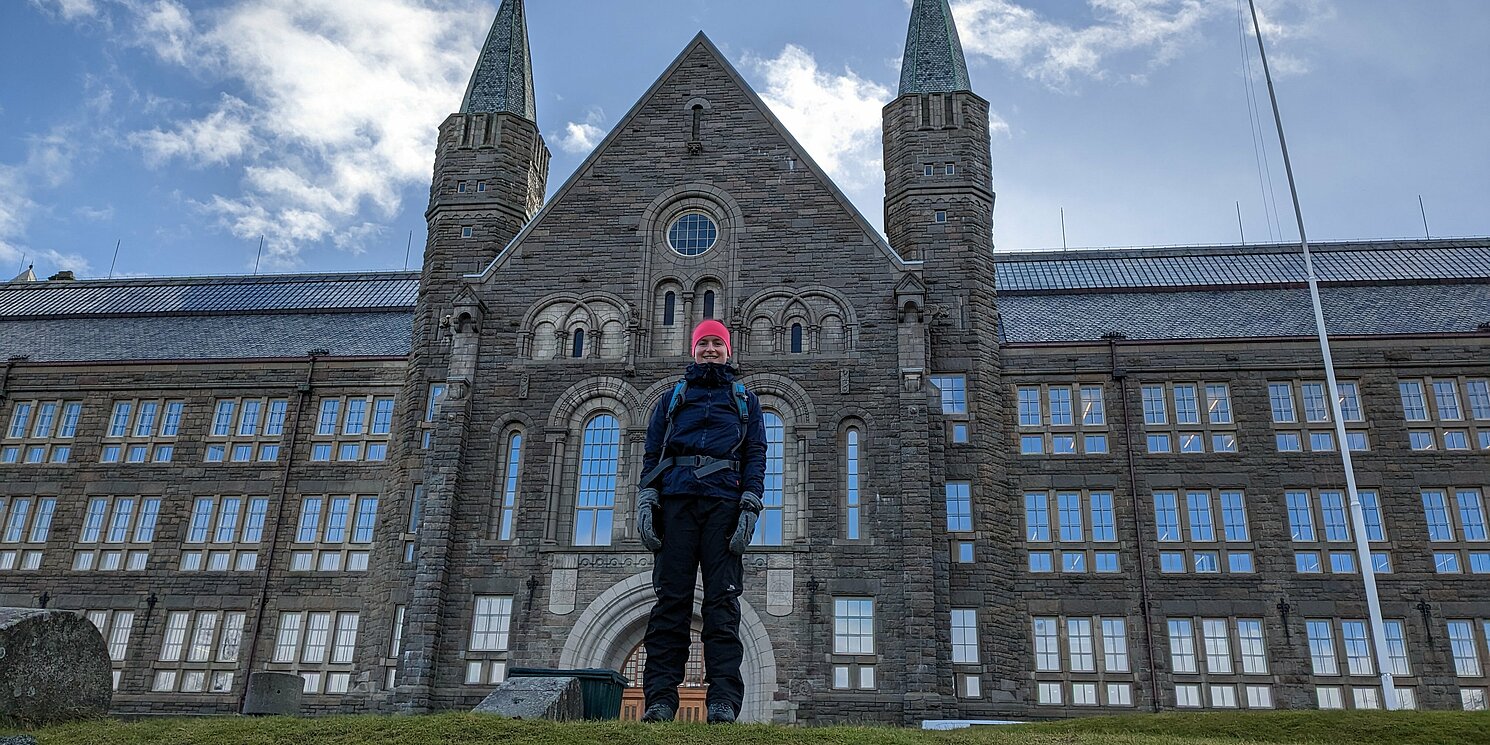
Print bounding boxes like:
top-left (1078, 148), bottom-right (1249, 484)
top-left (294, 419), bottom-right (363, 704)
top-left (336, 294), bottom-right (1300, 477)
top-left (702, 290), bottom-right (716, 319)
top-left (497, 431), bottom-right (523, 541)
top-left (572, 329), bottom-right (586, 359)
top-left (663, 292), bottom-right (677, 326)
top-left (845, 427), bottom-right (861, 540)
top-left (752, 411), bottom-right (785, 546)
top-left (574, 414), bottom-right (619, 546)
top-left (790, 324), bottom-right (804, 354)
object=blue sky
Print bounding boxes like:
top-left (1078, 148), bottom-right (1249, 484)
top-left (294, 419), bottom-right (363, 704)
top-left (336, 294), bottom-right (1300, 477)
top-left (2, 0), bottom-right (1487, 279)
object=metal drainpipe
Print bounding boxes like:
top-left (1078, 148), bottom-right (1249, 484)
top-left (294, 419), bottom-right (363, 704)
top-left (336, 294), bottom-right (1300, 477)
top-left (1107, 334), bottom-right (1162, 712)
top-left (237, 350), bottom-right (321, 713)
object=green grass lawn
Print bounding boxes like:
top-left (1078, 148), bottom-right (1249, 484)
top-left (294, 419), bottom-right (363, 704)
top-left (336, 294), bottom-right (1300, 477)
top-left (12, 710), bottom-right (1490, 745)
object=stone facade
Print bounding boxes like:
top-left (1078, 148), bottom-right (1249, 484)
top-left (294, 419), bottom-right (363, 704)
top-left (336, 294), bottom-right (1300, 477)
top-left (1, 0), bottom-right (1488, 727)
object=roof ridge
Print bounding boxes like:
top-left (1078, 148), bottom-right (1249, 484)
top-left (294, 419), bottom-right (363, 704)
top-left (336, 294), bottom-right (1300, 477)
top-left (0, 270), bottom-right (420, 289)
top-left (995, 237), bottom-right (1490, 263)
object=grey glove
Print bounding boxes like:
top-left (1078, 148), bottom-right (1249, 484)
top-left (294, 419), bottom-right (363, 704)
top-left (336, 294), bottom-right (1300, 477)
top-left (637, 488), bottom-right (662, 552)
top-left (729, 491), bottom-right (764, 555)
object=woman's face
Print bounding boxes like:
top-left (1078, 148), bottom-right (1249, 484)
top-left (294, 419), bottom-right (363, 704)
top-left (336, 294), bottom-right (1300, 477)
top-left (693, 335), bottom-right (728, 365)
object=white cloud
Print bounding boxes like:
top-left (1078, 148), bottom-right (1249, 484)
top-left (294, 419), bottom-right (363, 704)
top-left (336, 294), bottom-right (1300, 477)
top-left (0, 125), bottom-right (93, 277)
top-left (74, 205), bottom-right (116, 221)
top-left (129, 94), bottom-right (260, 167)
top-left (558, 108), bottom-right (606, 155)
top-left (134, 0), bottom-right (196, 67)
top-left (29, 0), bottom-right (102, 21)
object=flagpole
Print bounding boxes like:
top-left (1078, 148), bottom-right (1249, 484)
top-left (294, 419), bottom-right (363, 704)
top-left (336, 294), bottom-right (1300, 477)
top-left (1247, 0), bottom-right (1397, 708)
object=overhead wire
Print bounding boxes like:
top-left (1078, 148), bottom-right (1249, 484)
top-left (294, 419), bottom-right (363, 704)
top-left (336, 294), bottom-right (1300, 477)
top-left (1237, 0), bottom-right (1283, 243)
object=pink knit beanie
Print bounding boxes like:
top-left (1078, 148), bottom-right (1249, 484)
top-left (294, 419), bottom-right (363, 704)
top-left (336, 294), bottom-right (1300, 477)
top-left (691, 319), bottom-right (732, 358)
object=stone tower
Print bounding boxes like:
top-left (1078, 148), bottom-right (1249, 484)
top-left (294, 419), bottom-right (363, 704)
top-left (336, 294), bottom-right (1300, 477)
top-left (392, 0), bottom-right (549, 712)
top-left (882, 0), bottom-right (1020, 715)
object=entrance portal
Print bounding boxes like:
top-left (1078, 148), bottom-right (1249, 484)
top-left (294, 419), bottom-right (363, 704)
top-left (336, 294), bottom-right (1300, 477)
top-left (617, 630), bottom-right (708, 721)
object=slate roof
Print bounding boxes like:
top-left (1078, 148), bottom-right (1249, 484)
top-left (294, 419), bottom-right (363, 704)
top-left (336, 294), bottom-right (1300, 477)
top-left (898, 0), bottom-right (972, 95)
top-left (459, 0), bottom-right (536, 119)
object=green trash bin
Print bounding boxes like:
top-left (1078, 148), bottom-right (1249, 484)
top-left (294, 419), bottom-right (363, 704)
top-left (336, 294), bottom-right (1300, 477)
top-left (508, 667), bottom-right (630, 720)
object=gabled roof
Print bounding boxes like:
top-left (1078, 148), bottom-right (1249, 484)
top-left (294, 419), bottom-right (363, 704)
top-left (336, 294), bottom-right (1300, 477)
top-left (0, 272), bottom-right (417, 319)
top-left (898, 0), bottom-right (972, 95)
top-left (460, 0), bottom-right (536, 119)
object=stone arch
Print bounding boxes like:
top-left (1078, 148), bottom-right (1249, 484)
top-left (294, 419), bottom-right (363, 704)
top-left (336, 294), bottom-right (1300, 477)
top-left (739, 287), bottom-right (858, 355)
top-left (558, 571), bottom-right (779, 723)
top-left (519, 291), bottom-right (630, 360)
top-left (736, 373), bottom-right (818, 430)
top-left (547, 377), bottom-right (643, 431)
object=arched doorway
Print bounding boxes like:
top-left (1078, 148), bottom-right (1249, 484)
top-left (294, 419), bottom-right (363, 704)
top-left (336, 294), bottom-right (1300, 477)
top-left (617, 629), bottom-right (709, 721)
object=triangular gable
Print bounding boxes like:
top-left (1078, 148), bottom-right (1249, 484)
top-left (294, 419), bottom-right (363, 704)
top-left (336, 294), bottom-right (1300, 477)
top-left (473, 32), bottom-right (908, 280)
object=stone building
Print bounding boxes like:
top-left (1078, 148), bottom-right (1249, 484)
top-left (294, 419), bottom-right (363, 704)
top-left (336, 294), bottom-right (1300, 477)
top-left (2, 0), bottom-right (1489, 725)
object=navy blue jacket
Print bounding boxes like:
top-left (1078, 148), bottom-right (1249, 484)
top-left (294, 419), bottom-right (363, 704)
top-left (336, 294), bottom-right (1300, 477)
top-left (641, 363), bottom-right (767, 500)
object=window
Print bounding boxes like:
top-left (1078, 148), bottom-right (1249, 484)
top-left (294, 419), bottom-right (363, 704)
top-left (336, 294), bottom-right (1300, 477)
top-left (0, 497), bottom-right (55, 571)
top-left (951, 608), bottom-right (980, 697)
top-left (465, 596), bottom-right (513, 685)
top-left (496, 432), bottom-right (523, 541)
top-left (572, 328), bottom-right (586, 358)
top-left (667, 212), bottom-right (718, 256)
top-left (1025, 490), bottom-right (1119, 574)
top-left (844, 427), bottom-right (862, 540)
top-left (790, 323), bottom-right (803, 354)
top-left (1447, 620), bottom-right (1488, 702)
top-left (1154, 490), bottom-right (1254, 575)
top-left (752, 412), bottom-right (786, 546)
top-left (1015, 383), bottom-right (1109, 455)
top-left (72, 496), bottom-right (159, 572)
top-left (923, 164), bottom-right (935, 176)
top-left (945, 163), bottom-right (957, 176)
top-left (290, 495), bottom-right (379, 572)
top-left (461, 226), bottom-right (473, 238)
top-left (574, 414), bottom-right (620, 546)
top-left (83, 609), bottom-right (136, 690)
top-left (1423, 488), bottom-right (1490, 574)
top-left (831, 598), bottom-right (876, 690)
top-left (945, 482), bottom-right (972, 533)
top-left (403, 484), bottom-right (423, 563)
top-left (934, 210), bottom-right (947, 223)
top-left (663, 292), bottom-right (677, 326)
top-left (309, 395), bottom-right (396, 462)
top-left (1401, 377), bottom-right (1490, 451)
top-left (930, 374), bottom-right (970, 445)
top-left (153, 609), bottom-right (246, 694)
top-left (179, 496), bottom-right (269, 572)
top-left (1139, 383), bottom-right (1237, 454)
top-left (477, 181), bottom-right (486, 193)
top-left (205, 397), bottom-right (289, 463)
top-left (269, 611), bottom-right (360, 694)
top-left (100, 399), bottom-right (183, 463)
top-left (1, 399), bottom-right (82, 464)
top-left (702, 290), bottom-right (716, 320)
top-left (1032, 616), bottom-right (1133, 707)
top-left (1285, 489), bottom-right (1389, 575)
top-left (385, 605), bottom-right (406, 689)
top-left (1167, 618), bottom-right (1272, 709)
top-left (1306, 618), bottom-right (1416, 709)
top-left (420, 382), bottom-right (447, 449)
top-left (1269, 381), bottom-right (1368, 452)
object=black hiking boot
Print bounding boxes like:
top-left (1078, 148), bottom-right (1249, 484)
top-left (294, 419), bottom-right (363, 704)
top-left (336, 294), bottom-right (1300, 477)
top-left (640, 702), bottom-right (676, 723)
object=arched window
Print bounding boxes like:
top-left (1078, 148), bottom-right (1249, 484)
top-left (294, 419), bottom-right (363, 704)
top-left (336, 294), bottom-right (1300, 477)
top-left (574, 414), bottom-right (619, 546)
top-left (703, 290), bottom-right (716, 319)
top-left (752, 411), bottom-right (785, 546)
top-left (790, 324), bottom-right (804, 354)
top-left (572, 329), bottom-right (585, 359)
top-left (845, 427), bottom-right (861, 540)
top-left (663, 292), bottom-right (676, 326)
top-left (497, 431), bottom-right (523, 541)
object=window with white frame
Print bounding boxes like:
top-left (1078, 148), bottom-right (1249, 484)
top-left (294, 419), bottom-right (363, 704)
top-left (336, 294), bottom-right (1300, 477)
top-left (100, 399), bottom-right (183, 463)
top-left (1423, 488), bottom-right (1490, 574)
top-left (205, 397), bottom-right (288, 463)
top-left (2, 399), bottom-right (82, 464)
top-left (153, 609), bottom-right (247, 694)
top-left (1153, 489), bottom-right (1256, 575)
top-left (574, 414), bottom-right (620, 547)
top-left (420, 382), bottom-right (447, 449)
top-left (1032, 615), bottom-right (1134, 707)
top-left (496, 431), bottom-right (523, 541)
top-left (1268, 381), bottom-right (1369, 452)
top-left (309, 395), bottom-right (395, 462)
top-left (929, 374), bottom-right (970, 444)
top-left (403, 484), bottom-right (423, 563)
top-left (831, 598), bottom-right (876, 690)
top-left (1286, 489), bottom-right (1391, 575)
top-left (751, 411), bottom-right (786, 546)
top-left (1305, 618), bottom-right (1416, 710)
top-left (384, 605), bottom-right (405, 690)
top-left (180, 496), bottom-right (269, 572)
top-left (1166, 617), bottom-right (1273, 709)
top-left (945, 482), bottom-right (973, 533)
top-left (1016, 383), bottom-right (1110, 455)
top-left (1400, 377), bottom-right (1490, 451)
top-left (0, 496), bottom-right (55, 571)
top-left (1447, 619), bottom-right (1490, 711)
top-left (270, 610), bottom-right (360, 694)
top-left (83, 608), bottom-right (135, 690)
top-left (465, 595), bottom-right (513, 685)
top-left (951, 608), bottom-right (982, 698)
top-left (1024, 490), bottom-right (1119, 574)
top-left (290, 495), bottom-right (378, 572)
top-left (1139, 383), bottom-right (1238, 454)
top-left (843, 425), bottom-right (863, 540)
top-left (72, 496), bottom-right (160, 572)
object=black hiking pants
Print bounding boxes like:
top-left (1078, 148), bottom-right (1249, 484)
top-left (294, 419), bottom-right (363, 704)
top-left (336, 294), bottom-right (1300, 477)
top-left (642, 495), bottom-right (745, 713)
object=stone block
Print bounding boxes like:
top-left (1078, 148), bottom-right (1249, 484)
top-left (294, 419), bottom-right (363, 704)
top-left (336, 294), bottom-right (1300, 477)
top-left (0, 608), bottom-right (111, 727)
top-left (241, 671), bottom-right (304, 716)
top-left (472, 676), bottom-right (583, 721)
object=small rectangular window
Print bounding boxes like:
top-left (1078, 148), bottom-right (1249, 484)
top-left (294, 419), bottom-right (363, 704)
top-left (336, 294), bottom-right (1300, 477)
top-left (934, 210), bottom-right (947, 223)
top-left (461, 226), bottom-right (473, 238)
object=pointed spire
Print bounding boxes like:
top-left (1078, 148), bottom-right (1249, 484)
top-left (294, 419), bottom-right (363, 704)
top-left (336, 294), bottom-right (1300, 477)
top-left (898, 0), bottom-right (972, 95)
top-left (8, 265), bottom-right (36, 283)
top-left (460, 0), bottom-right (537, 120)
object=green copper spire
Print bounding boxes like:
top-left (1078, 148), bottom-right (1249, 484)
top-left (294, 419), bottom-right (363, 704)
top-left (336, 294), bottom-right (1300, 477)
top-left (460, 0), bottom-right (537, 119)
top-left (898, 0), bottom-right (972, 95)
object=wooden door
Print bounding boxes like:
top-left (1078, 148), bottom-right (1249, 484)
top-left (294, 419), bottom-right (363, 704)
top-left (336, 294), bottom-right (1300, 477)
top-left (618, 631), bottom-right (708, 721)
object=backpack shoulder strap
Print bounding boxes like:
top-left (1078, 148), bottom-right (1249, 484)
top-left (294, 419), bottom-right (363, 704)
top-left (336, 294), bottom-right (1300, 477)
top-left (732, 381), bottom-right (749, 424)
top-left (666, 380), bottom-right (688, 422)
